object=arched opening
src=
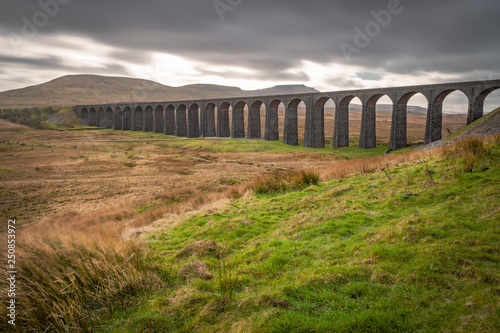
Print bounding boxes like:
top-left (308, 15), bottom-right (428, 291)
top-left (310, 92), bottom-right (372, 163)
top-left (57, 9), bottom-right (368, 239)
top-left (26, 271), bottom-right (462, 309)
top-left (284, 99), bottom-right (305, 146)
top-left (333, 95), bottom-right (360, 148)
top-left (154, 105), bottom-right (164, 133)
top-left (81, 108), bottom-right (89, 126)
top-left (315, 97), bottom-right (334, 148)
top-left (390, 93), bottom-right (428, 149)
top-left (360, 94), bottom-right (393, 148)
top-left (143, 106), bottom-right (154, 132)
top-left (297, 100), bottom-right (307, 146)
top-left (114, 107), bottom-right (122, 130)
top-left (265, 100), bottom-right (285, 141)
top-left (89, 108), bottom-right (97, 126)
top-left (97, 107), bottom-right (105, 128)
top-left (232, 101), bottom-right (246, 139)
top-left (405, 93), bottom-right (427, 145)
top-left (248, 100), bottom-right (264, 139)
top-left (482, 88), bottom-right (500, 115)
top-left (188, 103), bottom-right (200, 138)
top-left (105, 107), bottom-right (113, 129)
top-left (374, 95), bottom-right (393, 146)
top-left (175, 104), bottom-right (187, 137)
top-left (472, 86), bottom-right (500, 124)
top-left (204, 103), bottom-right (216, 137)
top-left (165, 105), bottom-right (175, 135)
top-left (122, 107), bottom-right (131, 130)
top-left (133, 106), bottom-right (143, 131)
top-left (440, 90), bottom-right (469, 139)
top-left (218, 102), bottom-right (231, 137)
top-left (349, 97), bottom-right (362, 146)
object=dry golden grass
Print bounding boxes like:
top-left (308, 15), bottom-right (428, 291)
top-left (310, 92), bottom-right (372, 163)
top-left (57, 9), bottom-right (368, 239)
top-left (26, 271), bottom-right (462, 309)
top-left (178, 261), bottom-right (214, 280)
top-left (441, 135), bottom-right (497, 173)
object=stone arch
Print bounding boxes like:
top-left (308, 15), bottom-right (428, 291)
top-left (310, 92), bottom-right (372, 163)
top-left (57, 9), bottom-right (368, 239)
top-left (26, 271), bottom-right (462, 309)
top-left (81, 108), bottom-right (89, 126)
top-left (472, 86), bottom-right (500, 123)
top-left (203, 103), bottom-right (216, 137)
top-left (113, 107), bottom-right (122, 130)
top-left (359, 94), bottom-right (394, 148)
top-left (188, 103), bottom-right (200, 138)
top-left (97, 107), bottom-right (105, 127)
top-left (133, 106), bottom-right (143, 131)
top-left (154, 105), bottom-right (164, 133)
top-left (232, 101), bottom-right (246, 139)
top-left (122, 106), bottom-right (131, 130)
top-left (265, 99), bottom-right (284, 141)
top-left (89, 108), bottom-right (97, 126)
top-left (248, 100), bottom-right (264, 139)
top-left (218, 102), bottom-right (231, 137)
top-left (313, 96), bottom-right (335, 148)
top-left (105, 107), bottom-right (113, 129)
top-left (389, 92), bottom-right (429, 150)
top-left (284, 98), bottom-right (305, 146)
top-left (175, 104), bottom-right (187, 137)
top-left (333, 95), bottom-right (361, 148)
top-left (143, 105), bottom-right (154, 132)
top-left (432, 90), bottom-right (469, 141)
top-left (164, 105), bottom-right (175, 135)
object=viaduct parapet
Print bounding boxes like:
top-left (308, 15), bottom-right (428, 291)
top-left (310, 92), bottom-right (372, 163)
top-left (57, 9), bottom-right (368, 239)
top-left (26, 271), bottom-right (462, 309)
top-left (74, 79), bottom-right (500, 150)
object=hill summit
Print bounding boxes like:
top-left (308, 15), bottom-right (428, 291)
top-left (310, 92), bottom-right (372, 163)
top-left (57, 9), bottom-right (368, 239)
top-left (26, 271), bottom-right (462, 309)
top-left (0, 75), bottom-right (319, 107)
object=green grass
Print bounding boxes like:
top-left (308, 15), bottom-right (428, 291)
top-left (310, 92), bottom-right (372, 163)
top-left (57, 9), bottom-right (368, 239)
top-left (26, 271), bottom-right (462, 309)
top-left (153, 138), bottom-right (388, 159)
top-left (79, 127), bottom-right (390, 158)
top-left (95, 139), bottom-right (500, 332)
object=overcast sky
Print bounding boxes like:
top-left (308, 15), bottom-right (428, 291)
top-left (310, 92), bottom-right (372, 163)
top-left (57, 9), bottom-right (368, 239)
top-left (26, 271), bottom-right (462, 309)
top-left (1, 0), bottom-right (499, 111)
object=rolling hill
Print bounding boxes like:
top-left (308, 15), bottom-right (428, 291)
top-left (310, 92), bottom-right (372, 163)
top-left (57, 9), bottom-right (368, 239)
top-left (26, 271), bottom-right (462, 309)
top-left (0, 75), bottom-right (318, 107)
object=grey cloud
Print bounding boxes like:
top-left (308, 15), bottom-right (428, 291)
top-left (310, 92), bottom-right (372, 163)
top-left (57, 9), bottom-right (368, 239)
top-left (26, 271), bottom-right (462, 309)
top-left (0, 54), bottom-right (63, 67)
top-left (0, 53), bottom-right (127, 76)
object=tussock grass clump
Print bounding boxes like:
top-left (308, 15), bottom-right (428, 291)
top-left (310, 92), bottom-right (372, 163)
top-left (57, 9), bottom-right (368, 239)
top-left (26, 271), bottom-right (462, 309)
top-left (250, 170), bottom-right (319, 195)
top-left (2, 240), bottom-right (162, 332)
top-left (216, 257), bottom-right (238, 301)
top-left (178, 261), bottom-right (214, 280)
top-left (177, 240), bottom-right (225, 259)
top-left (442, 136), bottom-right (492, 172)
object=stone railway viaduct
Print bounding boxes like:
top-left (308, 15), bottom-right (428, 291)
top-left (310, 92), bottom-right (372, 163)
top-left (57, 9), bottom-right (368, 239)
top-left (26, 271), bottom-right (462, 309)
top-left (75, 80), bottom-right (500, 150)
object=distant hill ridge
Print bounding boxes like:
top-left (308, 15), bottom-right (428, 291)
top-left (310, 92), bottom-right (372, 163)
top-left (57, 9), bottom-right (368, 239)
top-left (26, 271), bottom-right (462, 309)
top-left (0, 75), bottom-right (319, 107)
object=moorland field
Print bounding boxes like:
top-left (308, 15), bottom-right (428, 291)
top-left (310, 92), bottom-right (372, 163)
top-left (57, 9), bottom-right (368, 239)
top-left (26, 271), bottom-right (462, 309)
top-left (0, 107), bottom-right (498, 332)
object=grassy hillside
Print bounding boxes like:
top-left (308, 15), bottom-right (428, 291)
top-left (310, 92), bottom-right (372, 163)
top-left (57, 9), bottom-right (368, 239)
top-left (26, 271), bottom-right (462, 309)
top-left (88, 136), bottom-right (495, 333)
top-left (94, 136), bottom-right (498, 332)
top-left (0, 75), bottom-right (317, 107)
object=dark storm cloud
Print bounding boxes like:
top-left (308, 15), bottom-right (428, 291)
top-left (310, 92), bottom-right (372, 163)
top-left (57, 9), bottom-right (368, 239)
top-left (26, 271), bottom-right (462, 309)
top-left (0, 53), bottom-right (127, 76)
top-left (1, 0), bottom-right (500, 84)
top-left (0, 54), bottom-right (63, 67)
